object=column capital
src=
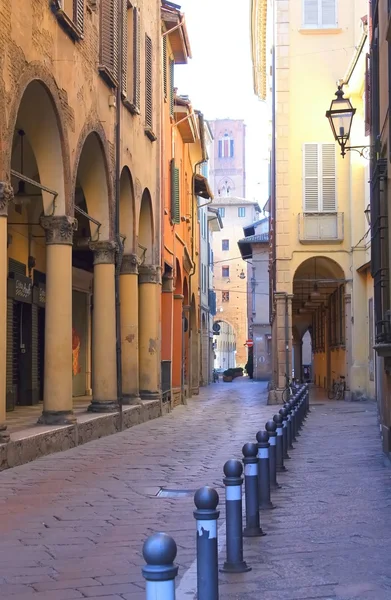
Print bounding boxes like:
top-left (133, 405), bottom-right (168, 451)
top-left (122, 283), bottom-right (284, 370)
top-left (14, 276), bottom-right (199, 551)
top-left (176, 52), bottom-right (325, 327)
top-left (89, 240), bottom-right (117, 265)
top-left (139, 264), bottom-right (161, 284)
top-left (121, 253), bottom-right (139, 275)
top-left (0, 181), bottom-right (14, 217)
top-left (162, 273), bottom-right (175, 293)
top-left (41, 215), bottom-right (78, 245)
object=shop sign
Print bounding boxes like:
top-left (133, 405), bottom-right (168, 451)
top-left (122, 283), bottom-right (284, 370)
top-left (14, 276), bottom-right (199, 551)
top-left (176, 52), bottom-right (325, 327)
top-left (8, 273), bottom-right (32, 303)
top-left (38, 283), bottom-right (46, 306)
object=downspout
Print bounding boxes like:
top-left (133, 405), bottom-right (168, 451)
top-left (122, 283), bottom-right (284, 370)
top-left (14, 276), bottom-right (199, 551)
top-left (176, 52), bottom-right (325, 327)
top-left (285, 295), bottom-right (290, 381)
top-left (271, 0), bottom-right (277, 384)
top-left (115, 0), bottom-right (124, 429)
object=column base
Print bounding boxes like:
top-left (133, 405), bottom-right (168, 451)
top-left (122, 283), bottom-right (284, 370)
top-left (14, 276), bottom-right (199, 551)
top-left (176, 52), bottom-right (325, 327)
top-left (0, 424), bottom-right (10, 444)
top-left (243, 526), bottom-right (266, 538)
top-left (38, 411), bottom-right (76, 426)
top-left (140, 391), bottom-right (161, 402)
top-left (122, 394), bottom-right (142, 406)
top-left (87, 400), bottom-right (118, 413)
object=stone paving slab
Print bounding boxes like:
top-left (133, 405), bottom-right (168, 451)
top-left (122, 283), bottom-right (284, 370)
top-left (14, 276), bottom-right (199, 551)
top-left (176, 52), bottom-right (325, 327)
top-left (0, 381), bottom-right (389, 600)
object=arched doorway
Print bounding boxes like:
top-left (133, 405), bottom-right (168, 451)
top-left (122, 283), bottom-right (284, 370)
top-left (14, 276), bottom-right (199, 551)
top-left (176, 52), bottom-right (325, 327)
top-left (5, 80), bottom-right (72, 428)
top-left (172, 259), bottom-right (183, 405)
top-left (182, 277), bottom-right (190, 397)
top-left (190, 293), bottom-right (199, 395)
top-left (292, 256), bottom-right (346, 391)
top-left (214, 319), bottom-right (237, 369)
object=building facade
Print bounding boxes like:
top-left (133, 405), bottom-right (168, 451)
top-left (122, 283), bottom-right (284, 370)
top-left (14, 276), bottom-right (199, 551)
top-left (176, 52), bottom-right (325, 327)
top-left (251, 0), bottom-right (374, 404)
top-left (209, 119), bottom-right (246, 199)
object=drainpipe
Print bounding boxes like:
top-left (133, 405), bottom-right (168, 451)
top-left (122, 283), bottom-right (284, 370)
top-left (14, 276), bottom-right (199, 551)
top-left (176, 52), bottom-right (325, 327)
top-left (114, 0), bottom-right (124, 429)
top-left (271, 0), bottom-right (277, 384)
top-left (285, 295), bottom-right (290, 381)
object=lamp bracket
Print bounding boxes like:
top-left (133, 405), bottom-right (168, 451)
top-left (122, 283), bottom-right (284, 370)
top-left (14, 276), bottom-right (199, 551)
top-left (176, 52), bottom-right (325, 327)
top-left (342, 145), bottom-right (375, 160)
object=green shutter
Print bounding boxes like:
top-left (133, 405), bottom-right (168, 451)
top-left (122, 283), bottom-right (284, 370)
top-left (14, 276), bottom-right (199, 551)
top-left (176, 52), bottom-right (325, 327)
top-left (170, 159), bottom-right (180, 224)
top-left (163, 36), bottom-right (167, 99)
top-left (169, 59), bottom-right (174, 117)
top-left (74, 0), bottom-right (84, 33)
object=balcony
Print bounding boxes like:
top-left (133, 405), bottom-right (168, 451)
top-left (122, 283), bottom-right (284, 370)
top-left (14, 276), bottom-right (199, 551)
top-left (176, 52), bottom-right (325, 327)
top-left (298, 212), bottom-right (344, 244)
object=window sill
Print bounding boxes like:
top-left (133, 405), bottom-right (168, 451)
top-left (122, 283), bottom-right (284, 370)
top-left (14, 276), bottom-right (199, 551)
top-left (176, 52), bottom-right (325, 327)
top-left (299, 26), bottom-right (342, 35)
top-left (98, 66), bottom-right (118, 90)
top-left (51, 2), bottom-right (83, 41)
top-left (145, 127), bottom-right (157, 142)
top-left (123, 97), bottom-right (140, 115)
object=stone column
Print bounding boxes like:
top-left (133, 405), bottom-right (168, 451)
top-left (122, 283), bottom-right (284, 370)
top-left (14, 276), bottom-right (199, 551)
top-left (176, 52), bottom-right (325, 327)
top-left (139, 265), bottom-right (161, 400)
top-left (0, 183), bottom-right (13, 442)
top-left (345, 292), bottom-right (352, 401)
top-left (88, 241), bottom-right (118, 412)
top-left (269, 293), bottom-right (292, 404)
top-left (120, 254), bottom-right (140, 404)
top-left (39, 215), bottom-right (77, 424)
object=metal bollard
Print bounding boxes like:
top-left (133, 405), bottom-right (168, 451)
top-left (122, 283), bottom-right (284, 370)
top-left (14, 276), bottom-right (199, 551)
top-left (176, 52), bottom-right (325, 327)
top-left (265, 420), bottom-right (280, 489)
top-left (289, 397), bottom-right (298, 442)
top-left (273, 413), bottom-right (286, 472)
top-left (194, 486), bottom-right (220, 600)
top-left (142, 532), bottom-right (178, 600)
top-left (256, 431), bottom-right (274, 510)
top-left (294, 394), bottom-right (301, 437)
top-left (220, 459), bottom-right (251, 573)
top-left (279, 408), bottom-right (291, 460)
top-left (283, 403), bottom-right (294, 451)
top-left (242, 443), bottom-right (265, 537)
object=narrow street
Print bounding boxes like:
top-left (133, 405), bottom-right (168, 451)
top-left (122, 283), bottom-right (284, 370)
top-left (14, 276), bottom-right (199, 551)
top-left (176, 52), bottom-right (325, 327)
top-left (0, 381), bottom-right (389, 599)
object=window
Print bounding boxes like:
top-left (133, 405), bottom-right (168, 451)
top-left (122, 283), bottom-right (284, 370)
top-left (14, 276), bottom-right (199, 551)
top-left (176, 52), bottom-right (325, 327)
top-left (303, 0), bottom-right (337, 28)
top-left (218, 133), bottom-right (234, 158)
top-left (99, 0), bottom-right (119, 87)
top-left (222, 266), bottom-right (229, 278)
top-left (52, 0), bottom-right (84, 40)
top-left (303, 143), bottom-right (336, 212)
top-left (217, 207), bottom-right (225, 218)
top-left (222, 291), bottom-right (230, 302)
top-left (238, 207), bottom-right (246, 217)
top-left (162, 35), bottom-right (167, 100)
top-left (222, 239), bottom-right (229, 251)
top-left (170, 159), bottom-right (180, 224)
top-left (145, 34), bottom-right (156, 140)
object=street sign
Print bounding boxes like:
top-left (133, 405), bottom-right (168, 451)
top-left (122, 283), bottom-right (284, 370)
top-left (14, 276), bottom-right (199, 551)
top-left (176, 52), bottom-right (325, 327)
top-left (246, 340), bottom-right (254, 348)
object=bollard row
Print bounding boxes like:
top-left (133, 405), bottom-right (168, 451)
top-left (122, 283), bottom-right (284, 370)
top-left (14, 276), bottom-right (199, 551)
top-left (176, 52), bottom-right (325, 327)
top-left (141, 384), bottom-right (311, 599)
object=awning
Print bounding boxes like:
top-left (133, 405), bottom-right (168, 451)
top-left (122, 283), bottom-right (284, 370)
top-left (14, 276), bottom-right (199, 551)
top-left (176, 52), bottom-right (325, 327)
top-left (195, 174), bottom-right (214, 200)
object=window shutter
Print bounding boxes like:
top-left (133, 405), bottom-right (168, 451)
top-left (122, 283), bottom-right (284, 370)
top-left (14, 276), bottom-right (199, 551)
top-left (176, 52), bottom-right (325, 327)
top-left (145, 34), bottom-right (153, 129)
top-left (321, 143), bottom-right (336, 211)
top-left (170, 159), bottom-right (180, 223)
top-left (112, 0), bottom-right (119, 79)
top-left (132, 7), bottom-right (140, 109)
top-left (100, 0), bottom-right (119, 83)
top-left (365, 53), bottom-right (371, 136)
top-left (122, 0), bottom-right (128, 96)
top-left (169, 59), bottom-right (174, 117)
top-left (303, 0), bottom-right (318, 25)
top-left (321, 0), bottom-right (336, 26)
top-left (303, 143), bottom-right (320, 212)
top-left (74, 0), bottom-right (84, 33)
top-left (230, 139), bottom-right (234, 157)
top-left (163, 36), bottom-right (167, 99)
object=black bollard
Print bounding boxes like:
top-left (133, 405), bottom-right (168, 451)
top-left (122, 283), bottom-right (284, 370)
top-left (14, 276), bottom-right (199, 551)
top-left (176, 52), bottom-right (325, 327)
top-left (242, 443), bottom-right (265, 537)
top-left (220, 459), bottom-right (251, 573)
top-left (294, 394), bottom-right (301, 437)
top-left (289, 397), bottom-right (298, 442)
top-left (194, 486), bottom-right (220, 600)
top-left (279, 408), bottom-right (291, 460)
top-left (273, 413), bottom-right (286, 472)
top-left (256, 431), bottom-right (274, 510)
top-left (142, 532), bottom-right (178, 600)
top-left (284, 403), bottom-right (294, 451)
top-left (265, 420), bottom-right (280, 489)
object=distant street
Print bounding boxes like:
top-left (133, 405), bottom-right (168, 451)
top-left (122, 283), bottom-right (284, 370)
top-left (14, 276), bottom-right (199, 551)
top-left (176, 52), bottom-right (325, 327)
top-left (0, 381), bottom-right (390, 600)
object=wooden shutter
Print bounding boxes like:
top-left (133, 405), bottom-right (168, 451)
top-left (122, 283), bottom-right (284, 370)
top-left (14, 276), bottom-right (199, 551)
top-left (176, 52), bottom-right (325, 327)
top-left (163, 36), bottom-right (167, 99)
top-left (74, 0), bottom-right (84, 33)
top-left (321, 0), bottom-right (336, 26)
top-left (132, 7), bottom-right (140, 109)
top-left (122, 0), bottom-right (128, 96)
top-left (170, 159), bottom-right (180, 223)
top-left (100, 0), bottom-right (119, 84)
top-left (303, 143), bottom-right (320, 212)
top-left (169, 59), bottom-right (174, 117)
top-left (321, 144), bottom-right (336, 211)
top-left (145, 34), bottom-right (153, 129)
top-left (303, 0), bottom-right (318, 25)
top-left (365, 53), bottom-right (371, 136)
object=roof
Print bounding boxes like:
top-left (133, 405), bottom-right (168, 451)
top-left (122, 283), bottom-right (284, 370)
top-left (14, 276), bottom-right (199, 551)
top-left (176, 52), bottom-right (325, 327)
top-left (210, 196), bottom-right (262, 211)
top-left (174, 95), bottom-right (199, 142)
top-left (237, 233), bottom-right (269, 260)
top-left (195, 174), bottom-right (213, 200)
top-left (161, 1), bottom-right (192, 64)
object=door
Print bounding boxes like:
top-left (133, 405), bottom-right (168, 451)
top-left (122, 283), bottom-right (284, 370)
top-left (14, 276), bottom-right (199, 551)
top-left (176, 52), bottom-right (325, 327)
top-left (72, 290), bottom-right (88, 396)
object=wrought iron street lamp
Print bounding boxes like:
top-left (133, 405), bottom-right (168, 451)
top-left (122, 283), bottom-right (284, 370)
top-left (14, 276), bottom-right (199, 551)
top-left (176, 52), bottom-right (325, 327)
top-left (326, 86), bottom-right (373, 159)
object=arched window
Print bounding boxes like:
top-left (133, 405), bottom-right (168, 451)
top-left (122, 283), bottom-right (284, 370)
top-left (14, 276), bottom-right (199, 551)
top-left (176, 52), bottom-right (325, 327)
top-left (218, 133), bottom-right (234, 158)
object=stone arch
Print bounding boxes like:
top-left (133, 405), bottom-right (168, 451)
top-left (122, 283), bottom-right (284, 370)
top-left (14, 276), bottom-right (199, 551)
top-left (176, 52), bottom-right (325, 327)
top-left (119, 166), bottom-right (136, 254)
top-left (183, 277), bottom-right (189, 305)
top-left (174, 258), bottom-right (182, 294)
top-left (8, 78), bottom-right (69, 215)
top-left (138, 188), bottom-right (154, 264)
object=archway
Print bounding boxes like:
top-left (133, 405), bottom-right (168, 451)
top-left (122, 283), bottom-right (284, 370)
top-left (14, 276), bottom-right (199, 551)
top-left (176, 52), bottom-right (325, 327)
top-left (292, 256), bottom-right (346, 390)
top-left (214, 319), bottom-right (237, 369)
top-left (172, 260), bottom-right (183, 403)
top-left (6, 80), bottom-right (71, 425)
top-left (138, 189), bottom-right (154, 264)
top-left (182, 277), bottom-right (190, 396)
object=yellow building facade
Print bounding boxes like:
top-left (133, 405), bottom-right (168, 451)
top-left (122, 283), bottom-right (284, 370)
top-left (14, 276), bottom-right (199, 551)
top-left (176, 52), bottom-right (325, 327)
top-left (0, 0), bottom-right (163, 441)
top-left (252, 0), bottom-right (375, 403)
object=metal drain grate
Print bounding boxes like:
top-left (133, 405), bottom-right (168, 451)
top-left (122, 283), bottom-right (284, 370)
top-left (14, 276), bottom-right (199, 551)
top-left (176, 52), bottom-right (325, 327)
top-left (156, 488), bottom-right (195, 498)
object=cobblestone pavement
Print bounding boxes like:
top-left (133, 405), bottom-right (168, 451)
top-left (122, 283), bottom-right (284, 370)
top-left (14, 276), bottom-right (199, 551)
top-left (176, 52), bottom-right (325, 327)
top-left (0, 380), bottom-right (390, 600)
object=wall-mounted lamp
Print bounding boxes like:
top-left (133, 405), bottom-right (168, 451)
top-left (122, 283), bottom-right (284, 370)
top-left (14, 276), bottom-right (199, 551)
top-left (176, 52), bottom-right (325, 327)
top-left (238, 269), bottom-right (246, 280)
top-left (326, 86), bottom-right (374, 159)
top-left (364, 204), bottom-right (371, 226)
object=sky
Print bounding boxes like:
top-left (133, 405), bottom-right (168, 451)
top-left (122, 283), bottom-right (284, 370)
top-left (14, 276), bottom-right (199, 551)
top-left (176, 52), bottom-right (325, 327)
top-left (174, 0), bottom-right (270, 206)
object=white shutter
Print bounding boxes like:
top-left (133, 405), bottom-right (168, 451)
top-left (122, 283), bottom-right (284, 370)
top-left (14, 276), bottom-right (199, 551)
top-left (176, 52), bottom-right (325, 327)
top-left (321, 0), bottom-right (336, 26)
top-left (303, 0), bottom-right (318, 26)
top-left (321, 144), bottom-right (336, 211)
top-left (303, 144), bottom-right (320, 212)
